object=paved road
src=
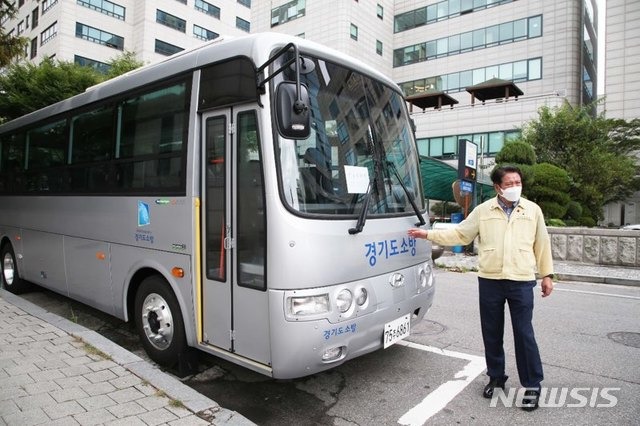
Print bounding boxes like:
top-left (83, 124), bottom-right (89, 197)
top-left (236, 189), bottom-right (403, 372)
top-left (16, 271), bottom-right (640, 425)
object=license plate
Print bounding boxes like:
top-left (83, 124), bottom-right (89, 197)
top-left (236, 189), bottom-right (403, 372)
top-left (383, 314), bottom-right (411, 348)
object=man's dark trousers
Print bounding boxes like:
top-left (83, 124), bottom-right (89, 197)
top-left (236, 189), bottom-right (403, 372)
top-left (478, 277), bottom-right (544, 389)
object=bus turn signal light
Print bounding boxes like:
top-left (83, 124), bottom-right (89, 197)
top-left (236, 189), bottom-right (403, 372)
top-left (172, 267), bottom-right (185, 278)
top-left (96, 252), bottom-right (106, 260)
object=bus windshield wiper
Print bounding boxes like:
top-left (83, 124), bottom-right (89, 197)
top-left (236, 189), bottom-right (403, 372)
top-left (348, 172), bottom-right (377, 235)
top-left (386, 160), bottom-right (426, 227)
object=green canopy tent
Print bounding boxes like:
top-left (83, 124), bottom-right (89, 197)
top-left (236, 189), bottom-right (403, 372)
top-left (419, 155), bottom-right (495, 205)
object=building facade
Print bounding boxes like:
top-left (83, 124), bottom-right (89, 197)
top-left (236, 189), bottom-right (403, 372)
top-left (2, 0), bottom-right (252, 68)
top-left (601, 0), bottom-right (640, 226)
top-left (252, 0), bottom-right (597, 186)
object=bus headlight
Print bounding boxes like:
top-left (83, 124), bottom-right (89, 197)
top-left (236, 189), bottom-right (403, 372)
top-left (288, 294), bottom-right (330, 316)
top-left (355, 287), bottom-right (368, 306)
top-left (417, 262), bottom-right (434, 293)
top-left (336, 289), bottom-right (353, 313)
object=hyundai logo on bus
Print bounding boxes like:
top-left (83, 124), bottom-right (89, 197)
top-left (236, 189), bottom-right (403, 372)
top-left (389, 273), bottom-right (405, 288)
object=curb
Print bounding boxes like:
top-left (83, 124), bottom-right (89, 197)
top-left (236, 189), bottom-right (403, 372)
top-left (555, 273), bottom-right (640, 287)
top-left (0, 288), bottom-right (255, 426)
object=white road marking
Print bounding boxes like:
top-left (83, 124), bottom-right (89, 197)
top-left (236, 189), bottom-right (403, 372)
top-left (396, 341), bottom-right (486, 426)
top-left (555, 288), bottom-right (640, 300)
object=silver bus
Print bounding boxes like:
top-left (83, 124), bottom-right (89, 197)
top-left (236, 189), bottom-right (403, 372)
top-left (0, 33), bottom-right (435, 379)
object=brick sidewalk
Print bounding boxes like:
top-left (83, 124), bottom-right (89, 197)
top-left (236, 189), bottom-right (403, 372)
top-left (0, 294), bottom-right (226, 426)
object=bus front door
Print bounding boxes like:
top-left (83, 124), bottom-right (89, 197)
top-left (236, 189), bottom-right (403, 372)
top-left (201, 108), bottom-right (270, 368)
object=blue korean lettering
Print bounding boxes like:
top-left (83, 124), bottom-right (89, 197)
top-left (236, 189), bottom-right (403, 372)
top-left (365, 242), bottom-right (377, 266)
top-left (377, 241), bottom-right (388, 259)
top-left (400, 237), bottom-right (409, 254)
top-left (389, 239), bottom-right (399, 256)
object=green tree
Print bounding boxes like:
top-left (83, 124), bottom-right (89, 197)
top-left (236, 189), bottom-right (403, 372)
top-left (0, 58), bottom-right (101, 122)
top-left (0, 1), bottom-right (28, 66)
top-left (494, 140), bottom-right (535, 189)
top-left (0, 52), bottom-right (144, 123)
top-left (429, 201), bottom-right (461, 218)
top-left (106, 51), bottom-right (144, 79)
top-left (520, 101), bottom-right (640, 222)
top-left (526, 163), bottom-right (571, 219)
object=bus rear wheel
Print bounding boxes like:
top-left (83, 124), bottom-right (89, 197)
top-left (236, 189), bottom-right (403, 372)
top-left (1, 244), bottom-right (29, 294)
top-left (134, 276), bottom-right (187, 367)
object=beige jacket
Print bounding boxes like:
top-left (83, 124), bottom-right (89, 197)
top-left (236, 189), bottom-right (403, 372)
top-left (427, 197), bottom-right (554, 281)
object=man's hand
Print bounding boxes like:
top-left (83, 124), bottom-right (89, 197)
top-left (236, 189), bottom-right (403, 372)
top-left (408, 228), bottom-right (428, 239)
top-left (541, 276), bottom-right (553, 297)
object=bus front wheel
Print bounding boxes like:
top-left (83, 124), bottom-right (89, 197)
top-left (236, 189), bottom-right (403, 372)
top-left (1, 244), bottom-right (29, 294)
top-left (134, 275), bottom-right (187, 367)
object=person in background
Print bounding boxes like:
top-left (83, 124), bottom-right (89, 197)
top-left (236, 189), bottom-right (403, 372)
top-left (408, 165), bottom-right (554, 411)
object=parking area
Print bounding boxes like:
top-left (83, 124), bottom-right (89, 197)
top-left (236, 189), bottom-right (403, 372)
top-left (12, 270), bottom-right (640, 425)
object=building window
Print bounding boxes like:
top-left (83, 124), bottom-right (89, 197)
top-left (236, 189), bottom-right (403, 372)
top-left (350, 23), bottom-right (358, 40)
top-left (394, 0), bottom-right (516, 33)
top-left (417, 130), bottom-right (520, 158)
top-left (42, 0), bottom-right (58, 14)
top-left (40, 22), bottom-right (57, 45)
top-left (376, 40), bottom-right (383, 55)
top-left (271, 0), bottom-right (305, 27)
top-left (155, 39), bottom-right (184, 56)
top-left (74, 55), bottom-right (111, 73)
top-left (76, 22), bottom-right (124, 50)
top-left (236, 16), bottom-right (250, 32)
top-left (31, 8), bottom-right (39, 28)
top-left (156, 10), bottom-right (186, 32)
top-left (238, 0), bottom-right (251, 7)
top-left (175, 0), bottom-right (187, 3)
top-left (77, 0), bottom-right (126, 21)
top-left (17, 21), bottom-right (24, 35)
top-left (195, 0), bottom-right (220, 19)
top-left (377, 4), bottom-right (383, 19)
top-left (18, 0), bottom-right (25, 7)
top-left (193, 24), bottom-right (219, 41)
top-left (297, 32), bottom-right (305, 39)
top-left (400, 57), bottom-right (542, 96)
top-left (30, 37), bottom-right (37, 58)
top-left (393, 15), bottom-right (543, 67)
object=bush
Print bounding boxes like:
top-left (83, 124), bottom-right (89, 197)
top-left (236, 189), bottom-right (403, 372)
top-left (579, 216), bottom-right (597, 227)
top-left (564, 219), bottom-right (580, 227)
top-left (565, 201), bottom-right (583, 220)
top-left (539, 201), bottom-right (568, 219)
top-left (546, 218), bottom-right (566, 227)
top-left (495, 141), bottom-right (536, 165)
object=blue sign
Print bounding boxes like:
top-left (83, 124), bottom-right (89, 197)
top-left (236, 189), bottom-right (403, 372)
top-left (138, 201), bottom-right (150, 227)
top-left (460, 180), bottom-right (474, 193)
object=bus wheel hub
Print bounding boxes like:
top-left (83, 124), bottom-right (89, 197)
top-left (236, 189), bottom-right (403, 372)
top-left (142, 293), bottom-right (174, 350)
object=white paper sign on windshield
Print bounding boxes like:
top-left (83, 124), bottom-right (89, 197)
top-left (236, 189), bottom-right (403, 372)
top-left (344, 165), bottom-right (370, 194)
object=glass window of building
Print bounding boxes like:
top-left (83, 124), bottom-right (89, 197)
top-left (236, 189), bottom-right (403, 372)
top-left (350, 23), bottom-right (358, 40)
top-left (194, 24), bottom-right (219, 41)
top-left (156, 10), bottom-right (186, 32)
top-left (376, 40), bottom-right (383, 55)
top-left (30, 37), bottom-right (37, 59)
top-left (271, 0), bottom-right (305, 27)
top-left (76, 23), bottom-right (124, 50)
top-left (74, 55), bottom-right (110, 73)
top-left (236, 17), bottom-right (250, 32)
top-left (40, 21), bottom-right (57, 45)
top-left (528, 15), bottom-right (542, 37)
top-left (155, 39), bottom-right (183, 56)
top-left (528, 58), bottom-right (542, 80)
top-left (77, 0), bottom-right (125, 20)
top-left (377, 4), bottom-right (383, 19)
top-left (195, 0), bottom-right (220, 19)
top-left (238, 0), bottom-right (251, 7)
top-left (42, 0), bottom-right (58, 14)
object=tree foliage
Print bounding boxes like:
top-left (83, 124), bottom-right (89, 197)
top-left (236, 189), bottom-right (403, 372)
top-left (526, 163), bottom-right (571, 219)
top-left (0, 0), bottom-right (28, 67)
top-left (520, 101), bottom-right (640, 222)
top-left (0, 52), bottom-right (144, 123)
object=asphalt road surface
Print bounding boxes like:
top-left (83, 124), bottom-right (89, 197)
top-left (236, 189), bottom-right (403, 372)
top-left (15, 271), bottom-right (640, 425)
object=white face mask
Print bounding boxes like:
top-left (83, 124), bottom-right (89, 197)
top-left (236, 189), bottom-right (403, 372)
top-left (500, 185), bottom-right (522, 202)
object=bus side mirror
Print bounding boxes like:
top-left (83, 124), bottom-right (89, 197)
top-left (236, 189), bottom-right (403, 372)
top-left (275, 81), bottom-right (311, 140)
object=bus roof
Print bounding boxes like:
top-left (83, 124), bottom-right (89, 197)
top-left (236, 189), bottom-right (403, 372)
top-left (0, 33), bottom-right (400, 134)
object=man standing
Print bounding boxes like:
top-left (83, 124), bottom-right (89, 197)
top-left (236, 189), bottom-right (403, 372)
top-left (408, 165), bottom-right (554, 411)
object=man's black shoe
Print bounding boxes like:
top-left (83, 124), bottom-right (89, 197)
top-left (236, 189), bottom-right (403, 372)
top-left (521, 389), bottom-right (540, 411)
top-left (482, 375), bottom-right (508, 399)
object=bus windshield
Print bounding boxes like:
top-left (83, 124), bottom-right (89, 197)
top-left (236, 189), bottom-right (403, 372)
top-left (275, 57), bottom-right (424, 216)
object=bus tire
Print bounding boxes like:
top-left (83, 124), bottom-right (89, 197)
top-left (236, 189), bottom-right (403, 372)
top-left (1, 244), bottom-right (29, 294)
top-left (134, 275), bottom-right (187, 367)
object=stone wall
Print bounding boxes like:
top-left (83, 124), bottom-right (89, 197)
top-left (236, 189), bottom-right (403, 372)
top-left (548, 227), bottom-right (640, 266)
